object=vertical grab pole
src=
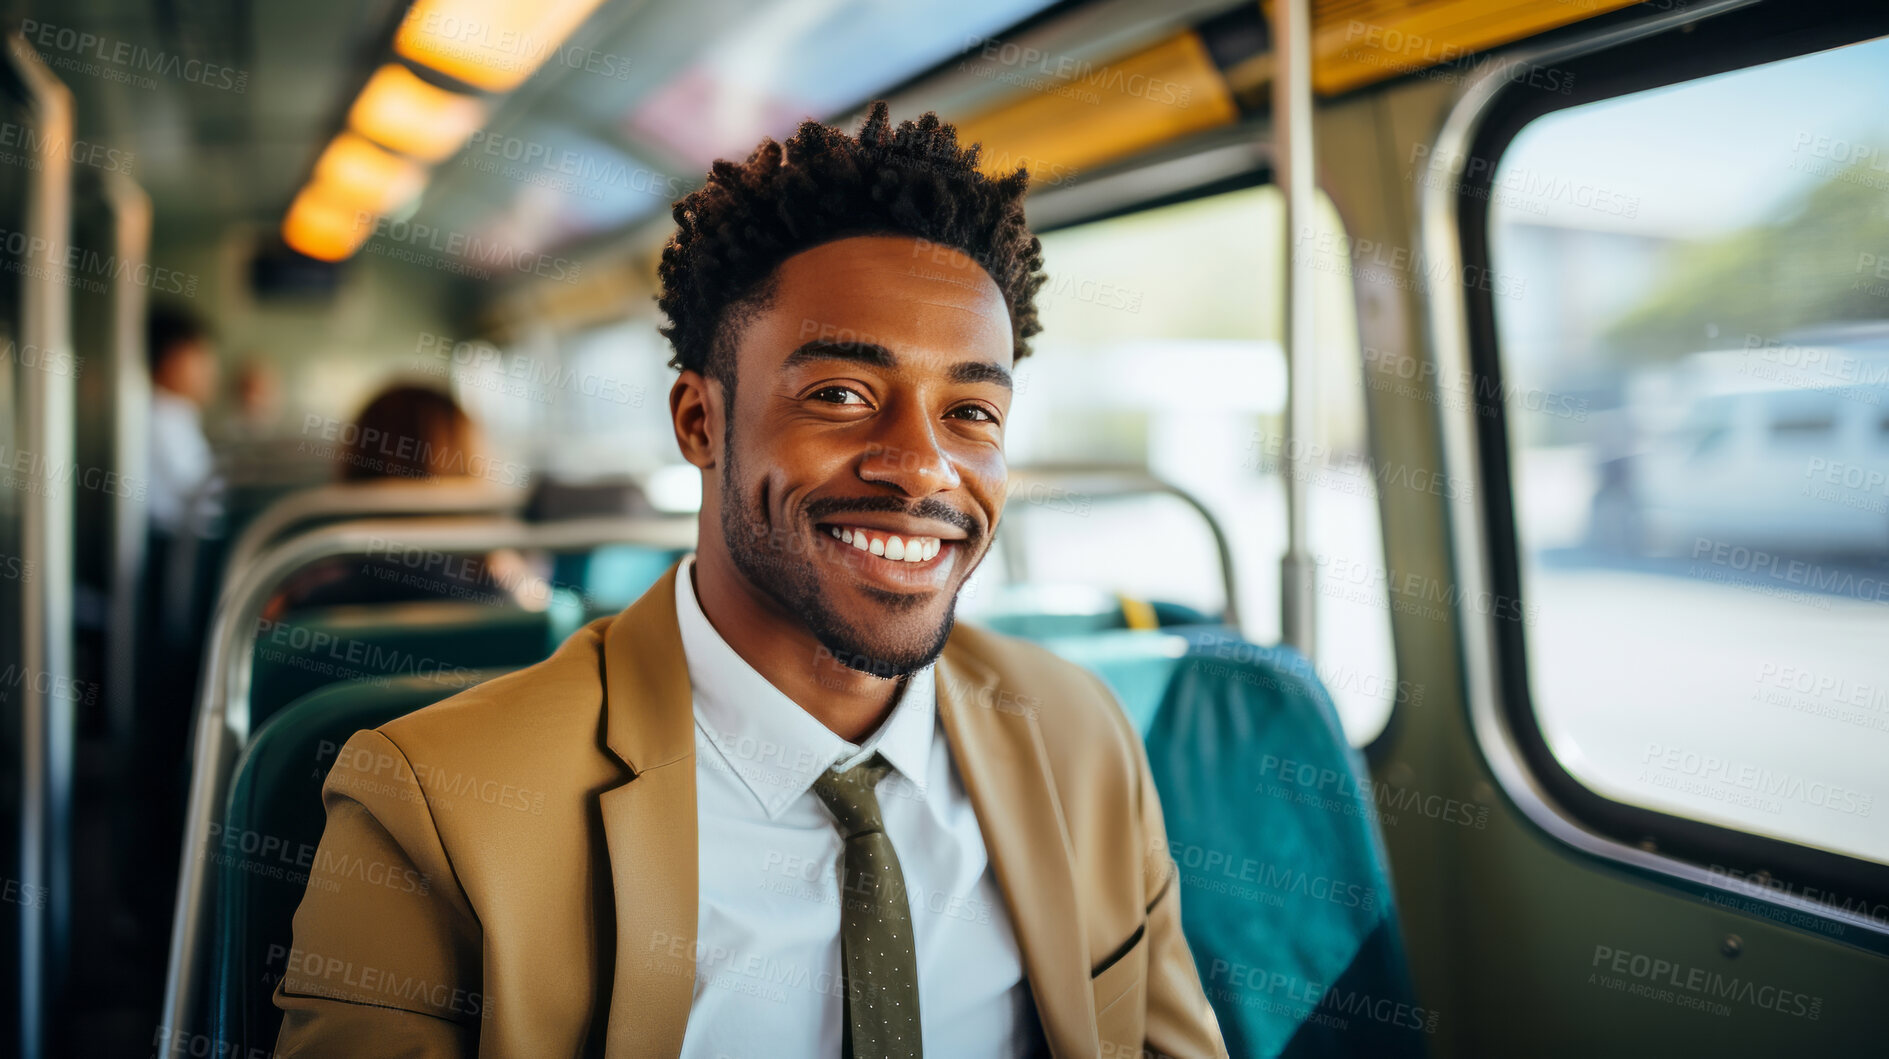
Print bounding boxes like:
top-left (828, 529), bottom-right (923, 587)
top-left (9, 31), bottom-right (75, 1059)
top-left (103, 174), bottom-right (152, 765)
top-left (1273, 0), bottom-right (1318, 658)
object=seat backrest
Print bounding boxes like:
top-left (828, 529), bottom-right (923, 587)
top-left (212, 668), bottom-right (516, 1054)
top-left (1141, 642), bottom-right (1427, 1058)
top-left (974, 583), bottom-right (1224, 642)
top-left (249, 597), bottom-right (581, 729)
top-left (1035, 629), bottom-right (1193, 733)
top-left (577, 543), bottom-right (691, 617)
top-left (1005, 621), bottom-right (1240, 735)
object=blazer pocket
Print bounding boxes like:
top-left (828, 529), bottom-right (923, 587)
top-left (1090, 919), bottom-right (1149, 1018)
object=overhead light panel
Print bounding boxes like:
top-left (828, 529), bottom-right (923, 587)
top-left (395, 0), bottom-right (610, 93)
top-left (311, 132), bottom-right (428, 213)
top-left (348, 64), bottom-right (488, 162)
top-left (282, 185), bottom-right (375, 262)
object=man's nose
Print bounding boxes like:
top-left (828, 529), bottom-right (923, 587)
top-left (858, 408), bottom-right (960, 495)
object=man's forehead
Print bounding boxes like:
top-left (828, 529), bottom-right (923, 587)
top-left (753, 235), bottom-right (1013, 364)
top-left (782, 236), bottom-right (1000, 296)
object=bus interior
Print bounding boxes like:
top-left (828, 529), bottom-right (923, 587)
top-left (2, 0), bottom-right (1888, 1054)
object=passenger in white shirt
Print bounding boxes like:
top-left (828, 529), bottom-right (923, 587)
top-left (145, 304), bottom-right (220, 536)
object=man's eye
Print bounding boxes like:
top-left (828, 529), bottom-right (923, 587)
top-left (811, 386), bottom-right (867, 405)
top-left (949, 404), bottom-right (996, 423)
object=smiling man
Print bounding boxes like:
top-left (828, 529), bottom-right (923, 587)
top-left (273, 104), bottom-right (1227, 1059)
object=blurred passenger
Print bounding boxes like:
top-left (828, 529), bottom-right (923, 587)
top-left (336, 383), bottom-right (475, 481)
top-left (217, 355), bottom-right (285, 443)
top-left (141, 303), bottom-right (226, 690)
top-left (145, 303), bottom-right (220, 536)
top-left (261, 383), bottom-right (541, 619)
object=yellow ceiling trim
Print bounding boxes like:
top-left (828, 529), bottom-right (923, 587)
top-left (953, 32), bottom-right (1240, 188)
top-left (1307, 0), bottom-right (1646, 95)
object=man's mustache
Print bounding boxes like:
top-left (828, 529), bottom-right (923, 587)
top-left (802, 494), bottom-right (981, 543)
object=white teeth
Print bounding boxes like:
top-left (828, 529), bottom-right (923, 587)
top-left (830, 526), bottom-right (844, 541)
top-left (836, 528), bottom-right (947, 562)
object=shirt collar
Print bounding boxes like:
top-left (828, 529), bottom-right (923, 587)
top-left (674, 555), bottom-right (935, 818)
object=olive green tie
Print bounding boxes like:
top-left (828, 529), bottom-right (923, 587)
top-left (811, 752), bottom-right (923, 1058)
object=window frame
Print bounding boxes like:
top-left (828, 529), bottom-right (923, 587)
top-left (1435, 0), bottom-right (1889, 951)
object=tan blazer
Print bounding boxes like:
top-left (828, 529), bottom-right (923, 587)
top-left (273, 565), bottom-right (1228, 1058)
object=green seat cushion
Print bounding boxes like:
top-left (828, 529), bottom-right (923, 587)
top-left (213, 668), bottom-right (514, 1052)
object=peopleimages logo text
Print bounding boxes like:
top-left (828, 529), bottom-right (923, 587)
top-left (1591, 944), bottom-right (1822, 1020)
top-left (357, 215), bottom-right (583, 282)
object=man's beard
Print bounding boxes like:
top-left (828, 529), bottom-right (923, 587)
top-left (719, 449), bottom-right (973, 679)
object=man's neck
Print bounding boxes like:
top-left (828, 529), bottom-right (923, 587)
top-left (688, 551), bottom-right (904, 744)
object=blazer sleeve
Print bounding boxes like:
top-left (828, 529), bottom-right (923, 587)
top-left (1129, 717), bottom-right (1231, 1059)
top-left (272, 729), bottom-right (484, 1057)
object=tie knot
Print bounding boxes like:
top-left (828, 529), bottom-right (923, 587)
top-left (811, 753), bottom-right (894, 839)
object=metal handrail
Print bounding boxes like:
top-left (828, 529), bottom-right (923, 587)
top-left (221, 479), bottom-right (531, 592)
top-left (163, 478), bottom-right (528, 635)
top-left (8, 30), bottom-right (74, 1059)
top-left (1002, 464), bottom-right (1242, 631)
top-left (102, 172), bottom-right (152, 772)
top-left (159, 513), bottom-right (697, 1047)
top-left (1273, 0), bottom-right (1318, 659)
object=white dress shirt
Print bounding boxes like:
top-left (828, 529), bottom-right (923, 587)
top-left (674, 556), bottom-right (1045, 1058)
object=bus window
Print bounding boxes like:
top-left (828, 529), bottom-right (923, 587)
top-left (1764, 391), bottom-right (1839, 440)
top-left (1488, 36), bottom-right (1889, 865)
top-left (986, 184), bottom-right (1400, 745)
top-left (446, 319), bottom-right (677, 484)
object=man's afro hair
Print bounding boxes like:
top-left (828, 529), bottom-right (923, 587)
top-left (657, 101), bottom-right (1046, 381)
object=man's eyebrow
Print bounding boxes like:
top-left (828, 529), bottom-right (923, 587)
top-left (782, 340), bottom-right (1013, 391)
top-left (781, 340), bottom-right (895, 370)
top-left (951, 360), bottom-right (1013, 390)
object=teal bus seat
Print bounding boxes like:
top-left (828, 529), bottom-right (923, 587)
top-left (982, 591), bottom-right (1234, 734)
top-left (577, 544), bottom-right (691, 617)
top-left (212, 669), bottom-right (516, 1055)
top-left (981, 608), bottom-right (1127, 639)
top-left (1035, 629), bottom-right (1193, 734)
top-left (249, 593), bottom-right (583, 730)
top-left (974, 585), bottom-right (1224, 634)
top-left (1143, 642), bottom-right (1425, 1059)
top-left (971, 581), bottom-right (1230, 730)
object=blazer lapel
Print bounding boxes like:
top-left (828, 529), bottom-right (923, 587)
top-left (598, 564), bottom-right (699, 1059)
top-left (936, 640), bottom-right (1097, 1059)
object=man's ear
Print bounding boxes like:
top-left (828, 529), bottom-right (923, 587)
top-left (670, 369), bottom-right (721, 470)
